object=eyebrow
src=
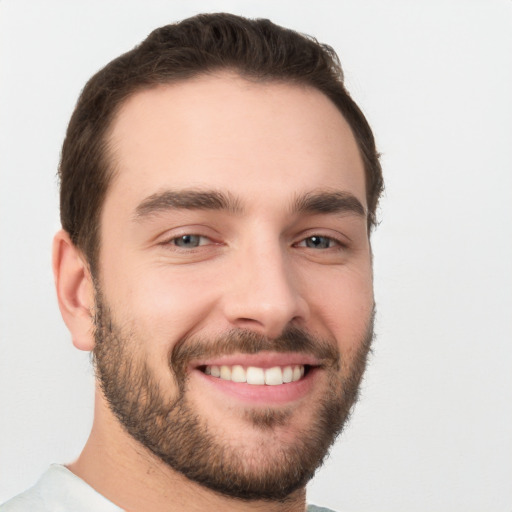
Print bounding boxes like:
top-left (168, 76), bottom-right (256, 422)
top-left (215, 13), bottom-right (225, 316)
top-left (292, 191), bottom-right (366, 217)
top-left (134, 189), bottom-right (243, 220)
top-left (133, 188), bottom-right (366, 221)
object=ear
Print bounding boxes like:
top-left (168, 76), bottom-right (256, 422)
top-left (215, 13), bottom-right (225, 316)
top-left (52, 229), bottom-right (96, 351)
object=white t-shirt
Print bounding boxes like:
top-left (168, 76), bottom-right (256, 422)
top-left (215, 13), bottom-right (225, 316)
top-left (1, 465), bottom-right (335, 511)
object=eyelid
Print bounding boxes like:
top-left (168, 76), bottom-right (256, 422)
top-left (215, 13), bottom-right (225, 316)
top-left (154, 224), bottom-right (222, 248)
top-left (294, 229), bottom-right (350, 248)
top-left (295, 236), bottom-right (341, 249)
top-left (153, 231), bottom-right (224, 265)
top-left (171, 234), bottom-right (211, 247)
top-left (161, 233), bottom-right (214, 247)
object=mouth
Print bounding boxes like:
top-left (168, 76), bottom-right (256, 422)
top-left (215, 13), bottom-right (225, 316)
top-left (189, 353), bottom-right (321, 405)
top-left (200, 364), bottom-right (308, 385)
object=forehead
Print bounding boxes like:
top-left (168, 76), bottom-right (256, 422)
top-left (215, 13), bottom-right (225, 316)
top-left (105, 73), bottom-right (366, 212)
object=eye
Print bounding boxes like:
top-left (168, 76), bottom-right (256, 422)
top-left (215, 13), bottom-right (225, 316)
top-left (170, 234), bottom-right (209, 248)
top-left (298, 235), bottom-right (339, 249)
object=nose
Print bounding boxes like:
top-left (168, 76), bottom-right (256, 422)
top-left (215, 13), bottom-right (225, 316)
top-left (221, 241), bottom-right (309, 339)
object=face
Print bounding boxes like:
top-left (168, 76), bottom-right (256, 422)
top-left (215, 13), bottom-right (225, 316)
top-left (93, 73), bottom-right (374, 500)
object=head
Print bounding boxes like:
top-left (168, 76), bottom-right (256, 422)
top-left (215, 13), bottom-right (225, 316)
top-left (54, 13), bottom-right (382, 503)
top-left (59, 12), bottom-right (382, 277)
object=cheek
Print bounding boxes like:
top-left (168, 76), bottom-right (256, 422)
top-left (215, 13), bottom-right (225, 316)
top-left (102, 261), bottom-right (224, 348)
top-left (307, 264), bottom-right (374, 350)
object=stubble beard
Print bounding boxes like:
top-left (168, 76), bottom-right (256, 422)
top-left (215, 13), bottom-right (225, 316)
top-left (92, 289), bottom-right (374, 501)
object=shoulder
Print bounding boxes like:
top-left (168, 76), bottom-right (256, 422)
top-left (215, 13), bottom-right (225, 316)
top-left (1, 465), bottom-right (122, 512)
top-left (1, 468), bottom-right (53, 512)
top-left (1, 490), bottom-right (43, 511)
top-left (307, 505), bottom-right (338, 512)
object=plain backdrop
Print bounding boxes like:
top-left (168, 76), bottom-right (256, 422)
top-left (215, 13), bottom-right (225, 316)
top-left (1, 1), bottom-right (511, 511)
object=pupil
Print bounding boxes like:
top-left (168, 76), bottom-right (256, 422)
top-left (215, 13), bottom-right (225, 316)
top-left (307, 236), bottom-right (329, 249)
top-left (176, 235), bottom-right (199, 247)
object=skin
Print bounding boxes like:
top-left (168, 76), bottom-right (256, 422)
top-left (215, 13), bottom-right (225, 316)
top-left (53, 73), bottom-right (374, 512)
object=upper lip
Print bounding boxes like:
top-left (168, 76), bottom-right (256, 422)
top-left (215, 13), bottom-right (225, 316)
top-left (190, 351), bottom-right (322, 370)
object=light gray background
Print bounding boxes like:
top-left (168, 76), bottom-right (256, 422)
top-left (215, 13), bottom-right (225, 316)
top-left (1, 1), bottom-right (511, 511)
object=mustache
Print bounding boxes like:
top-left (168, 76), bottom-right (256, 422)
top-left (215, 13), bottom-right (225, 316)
top-left (170, 326), bottom-right (341, 376)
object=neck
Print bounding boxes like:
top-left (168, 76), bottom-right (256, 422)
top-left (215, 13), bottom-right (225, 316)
top-left (67, 389), bottom-right (307, 512)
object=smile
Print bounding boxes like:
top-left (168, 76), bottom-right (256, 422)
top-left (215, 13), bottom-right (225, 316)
top-left (203, 365), bottom-right (306, 385)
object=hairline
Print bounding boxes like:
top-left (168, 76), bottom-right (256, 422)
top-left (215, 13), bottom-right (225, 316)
top-left (84, 68), bottom-right (373, 276)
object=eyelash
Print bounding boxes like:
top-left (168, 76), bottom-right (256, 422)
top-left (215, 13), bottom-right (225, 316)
top-left (162, 233), bottom-right (346, 251)
top-left (295, 235), bottom-right (345, 250)
top-left (165, 234), bottom-right (213, 249)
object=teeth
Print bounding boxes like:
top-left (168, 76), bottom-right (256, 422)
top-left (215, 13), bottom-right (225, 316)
top-left (282, 366), bottom-right (293, 383)
top-left (265, 366), bottom-right (283, 386)
top-left (246, 367), bottom-right (265, 385)
top-left (220, 365), bottom-right (231, 380)
top-left (231, 365), bottom-right (246, 383)
top-left (204, 364), bottom-right (305, 385)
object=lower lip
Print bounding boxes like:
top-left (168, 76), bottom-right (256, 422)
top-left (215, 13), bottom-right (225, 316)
top-left (191, 367), bottom-right (319, 405)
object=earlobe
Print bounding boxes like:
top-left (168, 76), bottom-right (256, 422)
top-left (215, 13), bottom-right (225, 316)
top-left (52, 230), bottom-right (96, 351)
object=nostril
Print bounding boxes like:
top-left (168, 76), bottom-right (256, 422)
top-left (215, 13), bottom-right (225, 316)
top-left (223, 272), bottom-right (309, 339)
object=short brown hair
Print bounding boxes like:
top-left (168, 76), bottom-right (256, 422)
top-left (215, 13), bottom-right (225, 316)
top-left (59, 13), bottom-right (383, 275)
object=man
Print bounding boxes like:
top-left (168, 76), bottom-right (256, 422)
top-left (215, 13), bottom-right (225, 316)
top-left (2, 12), bottom-right (382, 512)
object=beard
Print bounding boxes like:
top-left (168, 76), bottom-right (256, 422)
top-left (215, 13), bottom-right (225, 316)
top-left (92, 289), bottom-right (374, 501)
